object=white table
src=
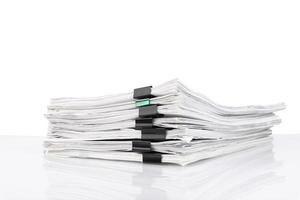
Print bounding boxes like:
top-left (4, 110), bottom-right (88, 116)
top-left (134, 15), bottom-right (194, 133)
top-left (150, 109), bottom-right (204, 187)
top-left (0, 135), bottom-right (299, 200)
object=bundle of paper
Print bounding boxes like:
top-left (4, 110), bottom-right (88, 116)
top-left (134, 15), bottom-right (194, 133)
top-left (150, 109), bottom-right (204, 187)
top-left (44, 79), bottom-right (285, 165)
top-left (45, 142), bottom-right (279, 200)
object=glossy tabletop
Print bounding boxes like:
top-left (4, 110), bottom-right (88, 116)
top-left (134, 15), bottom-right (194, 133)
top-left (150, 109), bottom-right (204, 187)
top-left (0, 135), bottom-right (299, 200)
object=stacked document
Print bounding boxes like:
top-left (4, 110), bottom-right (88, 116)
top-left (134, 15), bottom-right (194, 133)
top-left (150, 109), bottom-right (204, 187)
top-left (44, 79), bottom-right (285, 165)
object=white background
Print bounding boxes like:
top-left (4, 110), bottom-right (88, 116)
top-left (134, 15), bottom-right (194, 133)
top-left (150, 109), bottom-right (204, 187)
top-left (0, 0), bottom-right (299, 136)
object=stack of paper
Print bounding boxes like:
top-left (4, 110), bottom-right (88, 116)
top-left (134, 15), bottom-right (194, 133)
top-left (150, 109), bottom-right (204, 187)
top-left (44, 79), bottom-right (285, 165)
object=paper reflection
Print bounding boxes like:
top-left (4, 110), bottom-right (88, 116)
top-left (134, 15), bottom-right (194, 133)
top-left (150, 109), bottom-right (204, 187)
top-left (44, 141), bottom-right (283, 200)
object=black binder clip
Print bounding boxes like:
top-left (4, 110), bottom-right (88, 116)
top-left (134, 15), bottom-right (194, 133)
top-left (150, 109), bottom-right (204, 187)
top-left (138, 105), bottom-right (162, 118)
top-left (135, 118), bottom-right (153, 130)
top-left (132, 140), bottom-right (152, 152)
top-left (134, 86), bottom-right (154, 99)
top-left (142, 153), bottom-right (162, 163)
top-left (141, 128), bottom-right (167, 141)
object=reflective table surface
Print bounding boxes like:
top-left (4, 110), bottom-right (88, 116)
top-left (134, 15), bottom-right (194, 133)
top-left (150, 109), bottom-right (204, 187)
top-left (0, 135), bottom-right (299, 200)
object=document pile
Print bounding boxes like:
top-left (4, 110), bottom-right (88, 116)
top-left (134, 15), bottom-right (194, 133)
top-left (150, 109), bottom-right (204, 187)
top-left (44, 79), bottom-right (285, 166)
